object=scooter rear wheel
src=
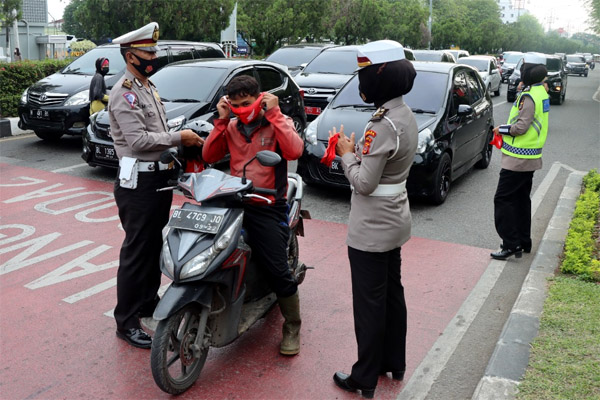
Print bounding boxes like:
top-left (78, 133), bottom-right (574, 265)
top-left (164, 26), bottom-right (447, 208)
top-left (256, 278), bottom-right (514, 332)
top-left (151, 304), bottom-right (210, 394)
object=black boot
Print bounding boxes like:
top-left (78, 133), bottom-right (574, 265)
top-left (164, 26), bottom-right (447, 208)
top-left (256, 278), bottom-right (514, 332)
top-left (333, 372), bottom-right (375, 399)
top-left (491, 245), bottom-right (522, 260)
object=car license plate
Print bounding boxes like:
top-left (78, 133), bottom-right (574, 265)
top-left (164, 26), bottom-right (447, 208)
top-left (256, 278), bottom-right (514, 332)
top-left (94, 144), bottom-right (117, 161)
top-left (329, 159), bottom-right (344, 175)
top-left (29, 109), bottom-right (50, 120)
top-left (304, 106), bottom-right (322, 116)
top-left (168, 209), bottom-right (224, 234)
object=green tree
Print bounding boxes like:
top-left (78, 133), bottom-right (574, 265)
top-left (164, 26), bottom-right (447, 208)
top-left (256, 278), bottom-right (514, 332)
top-left (382, 0), bottom-right (429, 48)
top-left (326, 0), bottom-right (387, 45)
top-left (62, 0), bottom-right (233, 44)
top-left (431, 0), bottom-right (469, 49)
top-left (462, 0), bottom-right (503, 54)
top-left (501, 14), bottom-right (544, 52)
top-left (586, 0), bottom-right (600, 34)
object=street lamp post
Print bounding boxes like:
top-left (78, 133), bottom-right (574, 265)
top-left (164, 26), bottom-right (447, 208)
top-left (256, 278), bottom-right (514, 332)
top-left (428, 0), bottom-right (432, 49)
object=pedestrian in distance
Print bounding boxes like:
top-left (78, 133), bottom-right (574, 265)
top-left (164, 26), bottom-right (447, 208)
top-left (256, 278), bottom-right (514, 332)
top-left (13, 47), bottom-right (21, 61)
top-left (108, 22), bottom-right (202, 349)
top-left (89, 57), bottom-right (110, 115)
top-left (328, 40), bottom-right (418, 399)
top-left (491, 53), bottom-right (549, 260)
top-left (202, 75), bottom-right (304, 356)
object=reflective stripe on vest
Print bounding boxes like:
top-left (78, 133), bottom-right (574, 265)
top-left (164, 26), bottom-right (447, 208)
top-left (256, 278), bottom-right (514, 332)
top-left (501, 84), bottom-right (549, 159)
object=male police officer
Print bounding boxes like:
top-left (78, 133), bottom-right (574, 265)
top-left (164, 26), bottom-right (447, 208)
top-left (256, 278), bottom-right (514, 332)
top-left (491, 53), bottom-right (549, 260)
top-left (109, 22), bottom-right (202, 348)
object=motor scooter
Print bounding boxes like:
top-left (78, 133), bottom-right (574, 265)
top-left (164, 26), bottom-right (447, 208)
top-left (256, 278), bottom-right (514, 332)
top-left (149, 131), bottom-right (310, 395)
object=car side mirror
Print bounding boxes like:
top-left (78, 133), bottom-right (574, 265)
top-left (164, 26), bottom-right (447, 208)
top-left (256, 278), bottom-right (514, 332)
top-left (457, 104), bottom-right (474, 116)
top-left (300, 63), bottom-right (307, 69)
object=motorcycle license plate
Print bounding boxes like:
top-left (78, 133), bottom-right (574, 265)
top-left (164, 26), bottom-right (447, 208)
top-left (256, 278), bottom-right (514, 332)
top-left (168, 208), bottom-right (224, 234)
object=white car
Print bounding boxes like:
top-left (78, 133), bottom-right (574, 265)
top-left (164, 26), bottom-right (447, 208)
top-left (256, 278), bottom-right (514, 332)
top-left (459, 56), bottom-right (502, 97)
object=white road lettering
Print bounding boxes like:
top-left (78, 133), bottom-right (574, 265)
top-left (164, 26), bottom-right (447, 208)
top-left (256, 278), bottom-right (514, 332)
top-left (3, 183), bottom-right (83, 204)
top-left (26, 245), bottom-right (118, 289)
top-left (0, 224), bottom-right (36, 246)
top-left (63, 278), bottom-right (117, 304)
top-left (0, 228), bottom-right (93, 275)
top-left (75, 202), bottom-right (120, 223)
top-left (34, 191), bottom-right (114, 215)
top-left (0, 176), bottom-right (47, 187)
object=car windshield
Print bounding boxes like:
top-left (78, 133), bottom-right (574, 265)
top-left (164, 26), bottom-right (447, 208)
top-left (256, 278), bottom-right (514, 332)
top-left (151, 65), bottom-right (227, 102)
top-left (567, 55), bottom-right (585, 62)
top-left (460, 59), bottom-right (488, 72)
top-left (546, 58), bottom-right (561, 72)
top-left (266, 47), bottom-right (323, 67)
top-left (331, 71), bottom-right (446, 113)
top-left (303, 50), bottom-right (357, 74)
top-left (503, 53), bottom-right (523, 63)
top-left (61, 47), bottom-right (126, 75)
top-left (413, 51), bottom-right (442, 61)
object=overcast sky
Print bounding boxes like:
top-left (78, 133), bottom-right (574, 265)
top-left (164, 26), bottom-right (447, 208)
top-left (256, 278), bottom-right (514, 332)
top-left (47, 0), bottom-right (594, 34)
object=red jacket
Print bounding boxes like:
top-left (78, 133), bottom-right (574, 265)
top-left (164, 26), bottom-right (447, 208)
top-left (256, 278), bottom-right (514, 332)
top-left (202, 106), bottom-right (303, 203)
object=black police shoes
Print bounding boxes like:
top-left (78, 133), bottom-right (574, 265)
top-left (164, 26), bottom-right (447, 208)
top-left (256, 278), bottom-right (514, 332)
top-left (333, 372), bottom-right (375, 399)
top-left (490, 245), bottom-right (523, 260)
top-left (116, 327), bottom-right (152, 349)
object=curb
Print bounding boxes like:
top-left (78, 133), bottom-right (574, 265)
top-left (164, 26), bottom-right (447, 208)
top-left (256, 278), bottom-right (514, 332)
top-left (471, 170), bottom-right (585, 400)
top-left (0, 117), bottom-right (33, 137)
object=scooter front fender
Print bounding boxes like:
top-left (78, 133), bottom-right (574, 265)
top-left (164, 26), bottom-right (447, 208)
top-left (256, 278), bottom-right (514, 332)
top-left (153, 283), bottom-right (213, 321)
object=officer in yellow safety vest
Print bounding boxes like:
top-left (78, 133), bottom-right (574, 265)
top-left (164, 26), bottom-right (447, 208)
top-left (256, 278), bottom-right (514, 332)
top-left (491, 53), bottom-right (549, 260)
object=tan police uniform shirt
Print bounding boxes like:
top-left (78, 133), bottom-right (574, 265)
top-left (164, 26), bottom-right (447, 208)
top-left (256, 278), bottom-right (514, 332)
top-left (341, 96), bottom-right (419, 252)
top-left (108, 69), bottom-right (181, 161)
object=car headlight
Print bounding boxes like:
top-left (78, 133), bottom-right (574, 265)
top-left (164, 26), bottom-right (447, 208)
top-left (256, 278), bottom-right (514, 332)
top-left (64, 90), bottom-right (90, 106)
top-left (416, 128), bottom-right (434, 154)
top-left (305, 115), bottom-right (321, 146)
top-left (20, 89), bottom-right (28, 103)
top-left (180, 213), bottom-right (242, 280)
top-left (167, 115), bottom-right (186, 132)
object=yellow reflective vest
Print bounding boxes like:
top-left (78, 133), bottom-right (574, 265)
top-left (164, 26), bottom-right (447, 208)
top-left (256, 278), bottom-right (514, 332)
top-left (501, 84), bottom-right (549, 159)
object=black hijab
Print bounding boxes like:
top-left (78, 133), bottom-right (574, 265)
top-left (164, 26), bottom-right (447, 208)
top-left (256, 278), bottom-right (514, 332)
top-left (89, 58), bottom-right (109, 102)
top-left (520, 63), bottom-right (547, 86)
top-left (358, 59), bottom-right (417, 108)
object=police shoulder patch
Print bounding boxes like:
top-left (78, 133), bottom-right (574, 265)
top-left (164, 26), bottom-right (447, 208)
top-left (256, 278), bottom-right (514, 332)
top-left (123, 92), bottom-right (137, 109)
top-left (370, 107), bottom-right (388, 121)
top-left (122, 79), bottom-right (132, 89)
top-left (362, 130), bottom-right (377, 155)
top-left (542, 98), bottom-right (550, 113)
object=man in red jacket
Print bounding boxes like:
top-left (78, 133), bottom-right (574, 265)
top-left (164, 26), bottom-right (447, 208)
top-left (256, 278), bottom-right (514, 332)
top-left (202, 75), bottom-right (304, 355)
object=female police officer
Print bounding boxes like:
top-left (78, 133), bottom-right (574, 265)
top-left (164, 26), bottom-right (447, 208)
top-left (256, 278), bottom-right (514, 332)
top-left (330, 40), bottom-right (418, 398)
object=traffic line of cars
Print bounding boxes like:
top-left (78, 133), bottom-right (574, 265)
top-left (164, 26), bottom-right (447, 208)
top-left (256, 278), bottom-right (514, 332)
top-left (20, 43), bottom-right (575, 204)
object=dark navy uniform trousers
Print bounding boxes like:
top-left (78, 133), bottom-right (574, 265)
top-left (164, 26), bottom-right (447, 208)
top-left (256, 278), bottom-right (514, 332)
top-left (494, 169), bottom-right (534, 251)
top-left (113, 170), bottom-right (172, 330)
top-left (348, 246), bottom-right (407, 389)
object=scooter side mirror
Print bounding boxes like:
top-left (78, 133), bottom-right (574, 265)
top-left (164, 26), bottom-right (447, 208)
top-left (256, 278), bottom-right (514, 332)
top-left (160, 148), bottom-right (181, 167)
top-left (256, 150), bottom-right (282, 167)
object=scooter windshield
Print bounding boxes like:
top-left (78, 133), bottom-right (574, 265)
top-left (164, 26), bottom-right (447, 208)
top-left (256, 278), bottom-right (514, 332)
top-left (179, 168), bottom-right (252, 202)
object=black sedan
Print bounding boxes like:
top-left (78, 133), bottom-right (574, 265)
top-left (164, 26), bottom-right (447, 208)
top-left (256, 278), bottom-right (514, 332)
top-left (82, 59), bottom-right (307, 168)
top-left (297, 62), bottom-right (494, 204)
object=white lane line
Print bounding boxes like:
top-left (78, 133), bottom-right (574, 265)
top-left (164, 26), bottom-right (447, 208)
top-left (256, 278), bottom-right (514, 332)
top-left (398, 162), bottom-right (571, 400)
top-left (51, 163), bottom-right (89, 173)
top-left (593, 85), bottom-right (600, 103)
top-left (493, 100), bottom-right (507, 108)
top-left (63, 277), bottom-right (116, 304)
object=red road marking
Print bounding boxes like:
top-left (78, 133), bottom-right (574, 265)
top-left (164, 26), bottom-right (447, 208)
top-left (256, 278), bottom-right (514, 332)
top-left (0, 163), bottom-right (491, 399)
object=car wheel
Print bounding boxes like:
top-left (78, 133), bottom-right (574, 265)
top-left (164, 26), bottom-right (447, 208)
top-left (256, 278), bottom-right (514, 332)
top-left (292, 116), bottom-right (305, 137)
top-left (494, 84), bottom-right (501, 97)
top-left (561, 91), bottom-right (566, 104)
top-left (507, 92), bottom-right (515, 102)
top-left (584, 72), bottom-right (588, 77)
top-left (34, 130), bottom-right (63, 141)
top-left (475, 130), bottom-right (493, 169)
top-left (429, 152), bottom-right (451, 205)
top-left (487, 84), bottom-right (491, 95)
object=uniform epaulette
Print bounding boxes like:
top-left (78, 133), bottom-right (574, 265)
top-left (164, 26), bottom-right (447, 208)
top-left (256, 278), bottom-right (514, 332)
top-left (122, 79), bottom-right (132, 89)
top-left (370, 107), bottom-right (388, 121)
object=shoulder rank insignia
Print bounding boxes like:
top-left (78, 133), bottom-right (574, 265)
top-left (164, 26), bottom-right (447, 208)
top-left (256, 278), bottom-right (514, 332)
top-left (370, 107), bottom-right (388, 121)
top-left (134, 78), bottom-right (143, 88)
top-left (123, 92), bottom-right (137, 109)
top-left (122, 79), bottom-right (132, 89)
top-left (362, 130), bottom-right (377, 155)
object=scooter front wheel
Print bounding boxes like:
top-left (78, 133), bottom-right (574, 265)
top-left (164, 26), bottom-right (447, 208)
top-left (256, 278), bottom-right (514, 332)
top-left (150, 304), bottom-right (210, 394)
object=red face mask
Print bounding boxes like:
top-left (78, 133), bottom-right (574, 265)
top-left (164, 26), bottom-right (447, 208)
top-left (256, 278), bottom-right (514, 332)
top-left (229, 93), bottom-right (265, 124)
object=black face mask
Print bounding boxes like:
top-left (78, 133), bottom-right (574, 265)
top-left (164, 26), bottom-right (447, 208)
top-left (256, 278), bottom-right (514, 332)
top-left (100, 66), bottom-right (109, 75)
top-left (129, 52), bottom-right (159, 77)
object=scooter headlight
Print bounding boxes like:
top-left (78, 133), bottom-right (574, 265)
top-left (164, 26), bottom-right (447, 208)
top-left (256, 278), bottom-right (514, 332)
top-left (180, 214), bottom-right (243, 280)
top-left (161, 240), bottom-right (175, 278)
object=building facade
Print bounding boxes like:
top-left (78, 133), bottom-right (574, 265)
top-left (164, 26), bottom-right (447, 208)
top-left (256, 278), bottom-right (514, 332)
top-left (497, 0), bottom-right (530, 24)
